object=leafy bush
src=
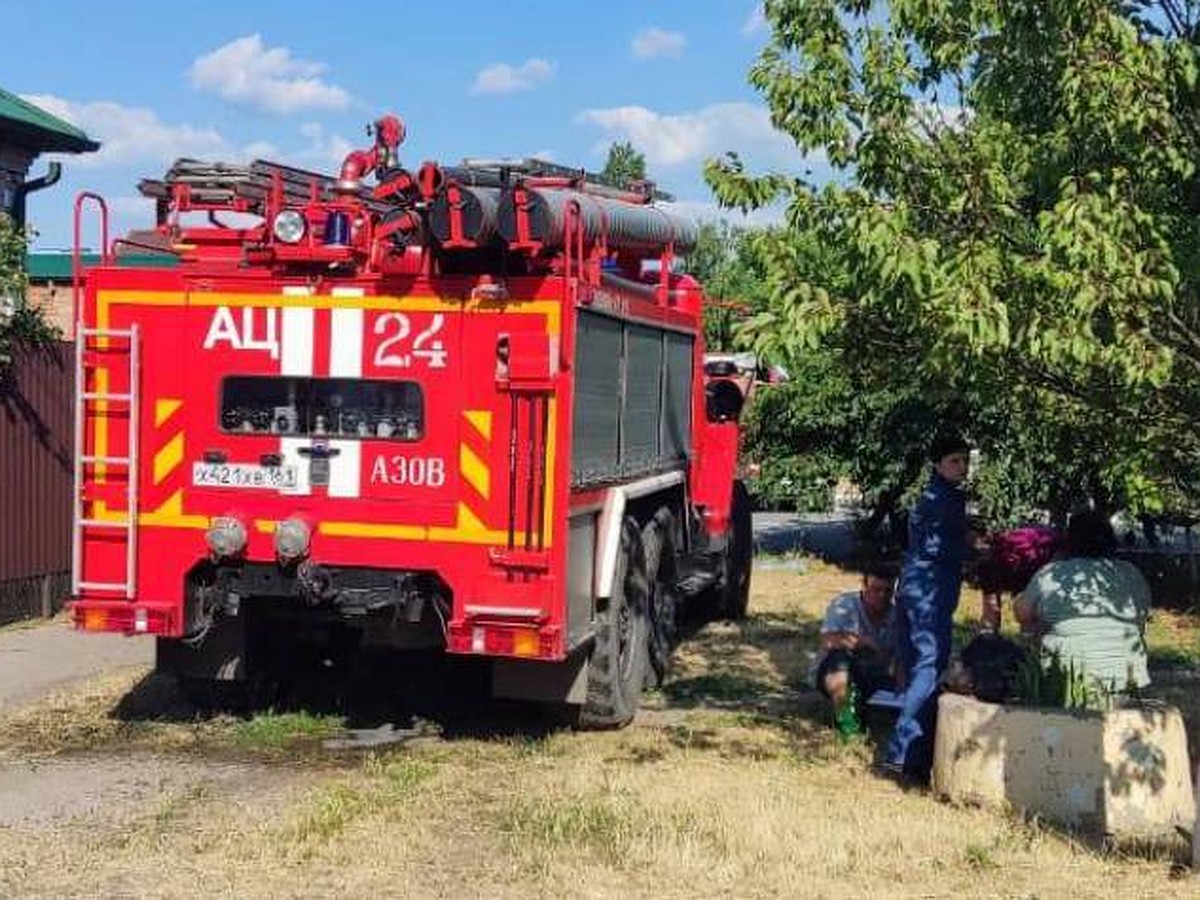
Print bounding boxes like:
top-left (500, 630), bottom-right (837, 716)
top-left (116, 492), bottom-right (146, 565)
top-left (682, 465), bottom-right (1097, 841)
top-left (0, 215), bottom-right (60, 370)
top-left (1013, 650), bottom-right (1108, 712)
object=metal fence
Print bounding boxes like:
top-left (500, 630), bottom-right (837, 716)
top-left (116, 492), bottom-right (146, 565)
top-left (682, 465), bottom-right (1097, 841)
top-left (0, 342), bottom-right (72, 625)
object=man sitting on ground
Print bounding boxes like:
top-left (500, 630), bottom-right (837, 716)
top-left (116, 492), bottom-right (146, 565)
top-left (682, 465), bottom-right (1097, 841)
top-left (812, 566), bottom-right (898, 733)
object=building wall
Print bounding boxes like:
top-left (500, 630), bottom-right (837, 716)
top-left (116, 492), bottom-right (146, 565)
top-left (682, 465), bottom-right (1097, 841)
top-left (27, 282), bottom-right (74, 338)
top-left (0, 343), bottom-right (73, 624)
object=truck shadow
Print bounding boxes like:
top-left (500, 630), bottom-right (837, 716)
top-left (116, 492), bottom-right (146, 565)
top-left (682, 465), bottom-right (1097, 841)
top-left (111, 651), bottom-right (569, 742)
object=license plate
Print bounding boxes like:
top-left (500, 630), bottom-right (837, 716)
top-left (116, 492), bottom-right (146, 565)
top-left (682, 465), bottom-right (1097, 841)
top-left (192, 462), bottom-right (299, 490)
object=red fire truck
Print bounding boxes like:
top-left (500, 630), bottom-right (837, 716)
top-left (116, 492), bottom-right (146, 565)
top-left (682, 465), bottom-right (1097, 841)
top-left (69, 114), bottom-right (752, 726)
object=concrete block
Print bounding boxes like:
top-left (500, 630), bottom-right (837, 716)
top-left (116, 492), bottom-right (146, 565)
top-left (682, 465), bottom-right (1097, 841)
top-left (933, 693), bottom-right (1195, 839)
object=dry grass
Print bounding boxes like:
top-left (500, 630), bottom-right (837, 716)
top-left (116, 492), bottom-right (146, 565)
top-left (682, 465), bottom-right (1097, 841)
top-left (0, 562), bottom-right (1195, 899)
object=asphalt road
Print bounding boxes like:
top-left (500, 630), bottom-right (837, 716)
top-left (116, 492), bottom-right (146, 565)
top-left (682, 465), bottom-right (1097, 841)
top-left (752, 510), bottom-right (857, 562)
top-left (0, 619), bottom-right (153, 713)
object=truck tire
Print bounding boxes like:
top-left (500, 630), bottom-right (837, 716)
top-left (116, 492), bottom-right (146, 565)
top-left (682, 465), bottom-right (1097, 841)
top-left (722, 480), bottom-right (753, 620)
top-left (701, 480), bottom-right (753, 621)
top-left (641, 507), bottom-right (680, 687)
top-left (579, 517), bottom-right (650, 729)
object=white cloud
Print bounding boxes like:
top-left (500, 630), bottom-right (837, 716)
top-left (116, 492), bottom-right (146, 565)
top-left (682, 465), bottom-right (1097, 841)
top-left (741, 5), bottom-right (767, 36)
top-left (241, 140), bottom-right (280, 160)
top-left (107, 195), bottom-right (156, 217)
top-left (188, 34), bottom-right (351, 114)
top-left (470, 58), bottom-right (554, 95)
top-left (631, 27), bottom-right (686, 60)
top-left (914, 100), bottom-right (972, 131)
top-left (291, 121), bottom-right (356, 169)
top-left (576, 102), bottom-right (805, 170)
top-left (22, 94), bottom-right (230, 168)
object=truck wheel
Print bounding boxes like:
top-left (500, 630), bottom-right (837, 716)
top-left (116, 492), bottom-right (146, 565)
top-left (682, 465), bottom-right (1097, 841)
top-left (641, 507), bottom-right (680, 687)
top-left (722, 480), bottom-right (754, 620)
top-left (701, 480), bottom-right (753, 621)
top-left (579, 517), bottom-right (650, 729)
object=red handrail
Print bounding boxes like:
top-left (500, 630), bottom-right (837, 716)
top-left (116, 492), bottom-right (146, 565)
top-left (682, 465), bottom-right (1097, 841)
top-left (72, 192), bottom-right (109, 330)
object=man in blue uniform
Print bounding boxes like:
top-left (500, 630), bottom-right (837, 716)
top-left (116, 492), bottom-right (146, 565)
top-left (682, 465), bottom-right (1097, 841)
top-left (882, 434), bottom-right (970, 781)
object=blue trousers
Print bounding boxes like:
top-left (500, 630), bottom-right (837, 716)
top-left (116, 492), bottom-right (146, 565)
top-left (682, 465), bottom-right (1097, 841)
top-left (885, 566), bottom-right (960, 775)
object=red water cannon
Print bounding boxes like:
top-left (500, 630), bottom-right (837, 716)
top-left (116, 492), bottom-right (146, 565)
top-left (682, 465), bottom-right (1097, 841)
top-left (336, 114), bottom-right (406, 193)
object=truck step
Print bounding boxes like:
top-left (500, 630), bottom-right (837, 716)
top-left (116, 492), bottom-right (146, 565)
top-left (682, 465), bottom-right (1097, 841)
top-left (77, 581), bottom-right (129, 592)
top-left (79, 518), bottom-right (131, 529)
top-left (80, 327), bottom-right (136, 339)
top-left (82, 455), bottom-right (131, 466)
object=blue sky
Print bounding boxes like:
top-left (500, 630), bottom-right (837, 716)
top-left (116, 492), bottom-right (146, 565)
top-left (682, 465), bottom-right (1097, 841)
top-left (1, 0), bottom-right (801, 250)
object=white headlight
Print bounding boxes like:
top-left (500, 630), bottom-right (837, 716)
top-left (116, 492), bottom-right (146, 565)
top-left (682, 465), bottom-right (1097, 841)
top-left (274, 517), bottom-right (312, 562)
top-left (273, 209), bottom-right (307, 244)
top-left (205, 516), bottom-right (248, 559)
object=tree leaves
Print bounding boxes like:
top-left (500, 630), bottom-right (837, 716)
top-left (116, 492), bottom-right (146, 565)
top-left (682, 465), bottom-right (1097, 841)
top-left (707, 0), bottom-right (1200, 517)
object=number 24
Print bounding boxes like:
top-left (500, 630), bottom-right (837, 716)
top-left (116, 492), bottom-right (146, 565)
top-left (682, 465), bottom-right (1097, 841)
top-left (373, 313), bottom-right (448, 368)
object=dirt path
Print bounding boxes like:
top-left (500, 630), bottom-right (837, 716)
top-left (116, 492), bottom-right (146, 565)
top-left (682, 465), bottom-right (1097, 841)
top-left (0, 618), bottom-right (153, 713)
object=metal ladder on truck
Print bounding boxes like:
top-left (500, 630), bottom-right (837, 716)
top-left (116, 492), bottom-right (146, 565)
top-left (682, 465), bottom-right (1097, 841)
top-left (71, 324), bottom-right (141, 600)
top-left (70, 193), bottom-right (141, 600)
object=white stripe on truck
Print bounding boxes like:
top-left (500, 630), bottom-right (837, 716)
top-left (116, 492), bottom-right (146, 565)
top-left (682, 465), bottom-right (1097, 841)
top-left (280, 290), bottom-right (315, 496)
top-left (327, 300), bottom-right (365, 498)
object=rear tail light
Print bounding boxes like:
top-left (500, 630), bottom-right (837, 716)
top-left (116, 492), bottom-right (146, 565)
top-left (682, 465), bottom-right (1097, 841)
top-left (74, 605), bottom-right (170, 634)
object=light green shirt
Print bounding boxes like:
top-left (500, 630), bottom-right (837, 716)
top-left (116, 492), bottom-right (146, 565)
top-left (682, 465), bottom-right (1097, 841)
top-left (1020, 557), bottom-right (1151, 690)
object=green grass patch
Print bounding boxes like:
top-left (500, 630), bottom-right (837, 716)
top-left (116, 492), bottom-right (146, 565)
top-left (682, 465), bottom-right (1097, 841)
top-left (283, 753), bottom-right (439, 850)
top-left (234, 711), bottom-right (345, 750)
top-left (363, 752), bottom-right (439, 795)
top-left (288, 782), bottom-right (367, 845)
top-left (499, 788), bottom-right (726, 871)
top-left (1146, 613), bottom-right (1200, 670)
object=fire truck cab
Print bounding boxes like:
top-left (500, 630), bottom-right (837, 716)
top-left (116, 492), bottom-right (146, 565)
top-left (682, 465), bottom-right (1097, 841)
top-left (69, 114), bottom-right (752, 727)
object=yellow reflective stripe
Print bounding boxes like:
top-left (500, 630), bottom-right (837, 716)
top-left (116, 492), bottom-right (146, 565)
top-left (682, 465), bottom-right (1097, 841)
top-left (153, 433), bottom-right (184, 485)
top-left (140, 490), bottom-right (208, 529)
top-left (155, 398), bottom-right (182, 427)
top-left (460, 443), bottom-right (491, 501)
top-left (542, 398), bottom-right (557, 547)
top-left (96, 291), bottom-right (561, 335)
top-left (464, 410), bottom-right (493, 442)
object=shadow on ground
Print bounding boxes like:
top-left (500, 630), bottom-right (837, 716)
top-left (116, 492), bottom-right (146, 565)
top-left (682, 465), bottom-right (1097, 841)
top-left (110, 650), bottom-right (568, 745)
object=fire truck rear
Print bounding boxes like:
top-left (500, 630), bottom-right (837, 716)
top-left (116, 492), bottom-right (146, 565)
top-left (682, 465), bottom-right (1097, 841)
top-left (69, 114), bottom-right (752, 726)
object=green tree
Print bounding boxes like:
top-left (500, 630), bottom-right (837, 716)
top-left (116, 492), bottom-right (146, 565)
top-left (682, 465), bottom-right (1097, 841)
top-left (0, 215), bottom-right (58, 369)
top-left (706, 0), bottom-right (1200, 519)
top-left (600, 141), bottom-right (647, 188)
top-left (0, 213), bottom-right (25, 309)
top-left (687, 222), bottom-right (774, 350)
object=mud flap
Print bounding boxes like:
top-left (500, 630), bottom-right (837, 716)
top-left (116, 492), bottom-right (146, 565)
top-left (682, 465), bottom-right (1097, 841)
top-left (492, 652), bottom-right (588, 704)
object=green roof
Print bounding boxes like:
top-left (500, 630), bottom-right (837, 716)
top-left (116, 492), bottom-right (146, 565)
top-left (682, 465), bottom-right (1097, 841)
top-left (26, 252), bottom-right (178, 280)
top-left (0, 88), bottom-right (99, 153)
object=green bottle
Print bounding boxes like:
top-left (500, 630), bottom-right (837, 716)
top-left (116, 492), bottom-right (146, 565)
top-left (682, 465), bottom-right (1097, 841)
top-left (835, 681), bottom-right (863, 738)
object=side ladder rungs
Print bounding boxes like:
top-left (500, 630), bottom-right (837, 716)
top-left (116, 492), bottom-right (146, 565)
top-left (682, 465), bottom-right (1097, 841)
top-left (80, 518), bottom-right (131, 529)
top-left (81, 455), bottom-right (131, 465)
top-left (81, 392), bottom-right (133, 402)
top-left (77, 581), bottom-right (129, 592)
top-left (80, 327), bottom-right (136, 338)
